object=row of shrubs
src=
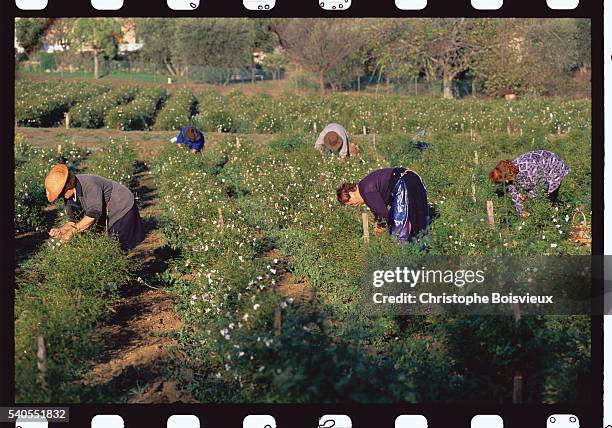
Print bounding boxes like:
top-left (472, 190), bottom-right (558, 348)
top-left (190, 91), bottom-right (591, 136)
top-left (15, 80), bottom-right (110, 127)
top-left (69, 86), bottom-right (140, 129)
top-left (105, 87), bottom-right (168, 131)
top-left (152, 128), bottom-right (591, 403)
top-left (15, 138), bottom-right (140, 403)
top-left (16, 80), bottom-right (591, 136)
top-left (15, 233), bottom-right (133, 403)
top-left (154, 88), bottom-right (198, 131)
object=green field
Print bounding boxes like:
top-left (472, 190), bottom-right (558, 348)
top-left (14, 79), bottom-right (592, 404)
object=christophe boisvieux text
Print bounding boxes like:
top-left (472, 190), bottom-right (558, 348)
top-left (371, 268), bottom-right (554, 305)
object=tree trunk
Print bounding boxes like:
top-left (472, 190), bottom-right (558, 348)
top-left (472, 79), bottom-right (477, 98)
top-left (93, 48), bottom-right (100, 80)
top-left (164, 60), bottom-right (177, 76)
top-left (251, 66), bottom-right (256, 84)
top-left (319, 71), bottom-right (325, 95)
top-left (443, 71), bottom-right (454, 99)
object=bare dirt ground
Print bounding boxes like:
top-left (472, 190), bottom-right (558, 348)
top-left (15, 127), bottom-right (276, 157)
top-left (81, 159), bottom-right (198, 403)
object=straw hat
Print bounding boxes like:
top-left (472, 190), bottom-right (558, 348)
top-left (45, 164), bottom-right (69, 203)
top-left (323, 131), bottom-right (343, 151)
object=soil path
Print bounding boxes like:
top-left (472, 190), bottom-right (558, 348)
top-left (83, 160), bottom-right (196, 403)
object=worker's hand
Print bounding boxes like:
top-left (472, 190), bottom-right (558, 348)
top-left (59, 226), bottom-right (76, 243)
top-left (520, 211), bottom-right (530, 218)
top-left (191, 149), bottom-right (198, 155)
top-left (518, 193), bottom-right (526, 202)
top-left (374, 225), bottom-right (387, 236)
top-left (50, 223), bottom-right (74, 238)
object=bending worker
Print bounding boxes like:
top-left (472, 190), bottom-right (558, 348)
top-left (336, 167), bottom-right (429, 242)
top-left (489, 150), bottom-right (570, 217)
top-left (45, 164), bottom-right (146, 251)
top-left (171, 126), bottom-right (206, 154)
top-left (314, 123), bottom-right (358, 158)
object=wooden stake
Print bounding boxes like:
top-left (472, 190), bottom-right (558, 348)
top-left (470, 128), bottom-right (474, 142)
top-left (64, 113), bottom-right (70, 129)
top-left (236, 136), bottom-right (241, 149)
top-left (57, 144), bottom-right (62, 154)
top-left (512, 302), bottom-right (522, 322)
top-left (474, 151), bottom-right (479, 165)
top-left (274, 306), bottom-right (282, 337)
top-left (37, 335), bottom-right (47, 389)
top-left (512, 303), bottom-right (523, 403)
top-left (513, 371), bottom-right (523, 404)
top-left (362, 213), bottom-right (370, 243)
top-left (218, 208), bottom-right (225, 234)
top-left (373, 134), bottom-right (376, 146)
top-left (313, 122), bottom-right (317, 133)
top-left (471, 175), bottom-right (477, 203)
top-left (363, 125), bottom-right (367, 136)
top-left (486, 200), bottom-right (495, 228)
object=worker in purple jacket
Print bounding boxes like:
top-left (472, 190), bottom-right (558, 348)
top-left (336, 168), bottom-right (429, 241)
top-left (489, 150), bottom-right (570, 217)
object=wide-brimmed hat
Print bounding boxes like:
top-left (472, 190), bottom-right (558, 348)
top-left (323, 131), bottom-right (343, 151)
top-left (45, 164), bottom-right (69, 203)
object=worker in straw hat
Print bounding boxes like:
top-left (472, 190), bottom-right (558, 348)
top-left (314, 123), bottom-right (359, 159)
top-left (45, 164), bottom-right (146, 251)
top-left (170, 125), bottom-right (206, 154)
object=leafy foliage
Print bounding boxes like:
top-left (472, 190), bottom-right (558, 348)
top-left (15, 234), bottom-right (132, 403)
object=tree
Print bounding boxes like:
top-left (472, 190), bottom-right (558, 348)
top-left (172, 19), bottom-right (256, 84)
top-left (470, 19), bottom-right (529, 96)
top-left (574, 19), bottom-right (591, 70)
top-left (70, 18), bottom-right (122, 79)
top-left (135, 18), bottom-right (179, 75)
top-left (15, 18), bottom-right (55, 59)
top-left (261, 51), bottom-right (288, 80)
top-left (271, 18), bottom-right (366, 94)
top-left (403, 19), bottom-right (476, 99)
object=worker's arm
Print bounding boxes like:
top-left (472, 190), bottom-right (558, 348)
top-left (508, 184), bottom-right (525, 216)
top-left (338, 137), bottom-right (349, 158)
top-left (362, 191), bottom-right (390, 227)
top-left (314, 132), bottom-right (325, 151)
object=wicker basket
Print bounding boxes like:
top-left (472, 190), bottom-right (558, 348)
top-left (570, 209), bottom-right (592, 246)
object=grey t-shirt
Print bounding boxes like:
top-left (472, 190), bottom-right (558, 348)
top-left (314, 123), bottom-right (349, 158)
top-left (75, 174), bottom-right (134, 230)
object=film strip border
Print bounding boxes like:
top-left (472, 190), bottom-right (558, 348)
top-left (8, 0), bottom-right (599, 17)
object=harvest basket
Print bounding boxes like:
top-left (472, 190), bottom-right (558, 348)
top-left (570, 208), bottom-right (591, 246)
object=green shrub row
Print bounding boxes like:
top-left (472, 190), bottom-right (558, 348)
top-left (105, 87), bottom-right (167, 131)
top-left (15, 233), bottom-right (132, 403)
top-left (16, 80), bottom-right (591, 135)
top-left (153, 88), bottom-right (198, 131)
top-left (16, 80), bottom-right (110, 127)
top-left (68, 86), bottom-right (140, 129)
top-left (151, 127), bottom-right (591, 403)
top-left (85, 139), bottom-right (138, 188)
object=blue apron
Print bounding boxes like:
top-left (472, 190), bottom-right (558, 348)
top-left (389, 177), bottom-right (411, 242)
